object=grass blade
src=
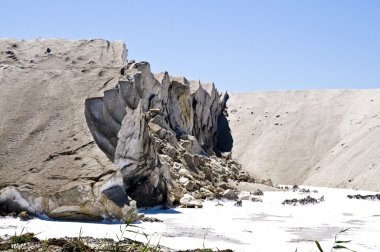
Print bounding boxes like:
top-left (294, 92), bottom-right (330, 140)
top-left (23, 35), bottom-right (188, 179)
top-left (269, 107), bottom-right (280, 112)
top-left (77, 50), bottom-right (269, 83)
top-left (315, 241), bottom-right (324, 252)
top-left (333, 245), bottom-right (348, 249)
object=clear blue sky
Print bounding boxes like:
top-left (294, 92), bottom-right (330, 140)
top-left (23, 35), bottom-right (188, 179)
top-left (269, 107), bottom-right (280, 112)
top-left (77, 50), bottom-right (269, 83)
top-left (2, 1), bottom-right (380, 92)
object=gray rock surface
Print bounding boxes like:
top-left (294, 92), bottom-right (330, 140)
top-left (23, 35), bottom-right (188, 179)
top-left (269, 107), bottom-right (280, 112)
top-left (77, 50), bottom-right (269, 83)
top-left (222, 189), bottom-right (239, 200)
top-left (0, 39), bottom-right (259, 219)
top-left (84, 58), bottom-right (253, 208)
top-left (179, 194), bottom-right (203, 208)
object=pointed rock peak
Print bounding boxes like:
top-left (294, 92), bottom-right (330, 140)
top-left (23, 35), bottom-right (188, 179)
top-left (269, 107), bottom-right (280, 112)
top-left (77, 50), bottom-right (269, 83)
top-left (129, 61), bottom-right (151, 73)
top-left (121, 42), bottom-right (128, 64)
top-left (202, 82), bottom-right (216, 96)
top-left (189, 80), bottom-right (202, 93)
top-left (170, 76), bottom-right (189, 86)
top-left (153, 72), bottom-right (169, 83)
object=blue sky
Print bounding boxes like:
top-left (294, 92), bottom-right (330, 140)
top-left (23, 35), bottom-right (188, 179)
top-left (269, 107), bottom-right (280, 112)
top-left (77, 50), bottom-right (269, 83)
top-left (2, 1), bottom-right (380, 92)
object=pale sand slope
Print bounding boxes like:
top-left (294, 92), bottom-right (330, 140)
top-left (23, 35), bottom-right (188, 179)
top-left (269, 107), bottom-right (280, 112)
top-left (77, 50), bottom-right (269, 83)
top-left (0, 39), bottom-right (126, 195)
top-left (228, 90), bottom-right (380, 191)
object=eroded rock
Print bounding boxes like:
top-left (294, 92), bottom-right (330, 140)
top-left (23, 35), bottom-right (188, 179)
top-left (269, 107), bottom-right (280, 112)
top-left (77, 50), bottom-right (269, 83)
top-left (0, 39), bottom-right (265, 220)
top-left (84, 59), bottom-right (245, 208)
top-left (252, 189), bottom-right (264, 196)
top-left (223, 189), bottom-right (239, 200)
top-left (179, 194), bottom-right (203, 208)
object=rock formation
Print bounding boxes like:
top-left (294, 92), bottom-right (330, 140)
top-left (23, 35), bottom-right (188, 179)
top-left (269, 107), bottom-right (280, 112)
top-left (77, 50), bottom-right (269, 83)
top-left (0, 39), bottom-right (254, 220)
top-left (84, 59), bottom-right (254, 208)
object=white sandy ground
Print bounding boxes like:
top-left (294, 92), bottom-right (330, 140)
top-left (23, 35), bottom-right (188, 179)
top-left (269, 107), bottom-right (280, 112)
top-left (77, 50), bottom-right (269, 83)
top-left (1, 187), bottom-right (380, 252)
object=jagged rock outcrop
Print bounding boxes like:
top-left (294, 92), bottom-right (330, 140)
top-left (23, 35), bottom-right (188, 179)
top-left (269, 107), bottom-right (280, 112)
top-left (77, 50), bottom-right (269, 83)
top-left (0, 39), bottom-right (256, 220)
top-left (85, 61), bottom-right (252, 208)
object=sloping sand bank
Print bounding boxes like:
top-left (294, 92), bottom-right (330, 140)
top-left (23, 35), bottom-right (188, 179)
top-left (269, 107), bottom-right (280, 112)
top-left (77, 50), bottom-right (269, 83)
top-left (228, 90), bottom-right (380, 191)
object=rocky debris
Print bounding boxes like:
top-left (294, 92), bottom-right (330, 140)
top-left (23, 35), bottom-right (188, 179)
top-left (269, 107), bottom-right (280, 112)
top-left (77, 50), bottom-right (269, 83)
top-left (260, 179), bottom-right (274, 187)
top-left (237, 181), bottom-right (279, 193)
top-left (0, 234), bottom-right (177, 252)
top-left (179, 194), bottom-right (203, 208)
top-left (234, 199), bottom-right (242, 207)
top-left (238, 194), bottom-right (249, 200)
top-left (17, 211), bottom-right (32, 221)
top-left (252, 189), bottom-right (264, 196)
top-left (141, 216), bottom-right (163, 223)
top-left (222, 189), bottom-right (239, 200)
top-left (347, 194), bottom-right (380, 201)
top-left (218, 182), bottom-right (232, 190)
top-left (250, 196), bottom-right (263, 202)
top-left (138, 214), bottom-right (163, 223)
top-left (278, 185), bottom-right (317, 193)
top-left (277, 185), bottom-right (290, 190)
top-left (282, 195), bottom-right (325, 206)
top-left (299, 188), bottom-right (311, 193)
top-left (236, 191), bottom-right (263, 202)
top-left (215, 201), bottom-right (224, 206)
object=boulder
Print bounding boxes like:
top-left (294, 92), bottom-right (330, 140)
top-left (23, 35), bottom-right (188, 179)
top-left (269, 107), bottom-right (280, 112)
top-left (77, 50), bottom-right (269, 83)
top-left (252, 189), bottom-right (264, 196)
top-left (179, 176), bottom-right (196, 191)
top-left (234, 200), bottom-right (242, 207)
top-left (239, 195), bottom-right (250, 200)
top-left (180, 135), bottom-right (203, 154)
top-left (223, 189), bottom-right (239, 200)
top-left (261, 179), bottom-right (274, 187)
top-left (250, 196), bottom-right (263, 203)
top-left (199, 187), bottom-right (213, 197)
top-left (171, 182), bottom-right (185, 204)
top-left (18, 211), bottom-right (32, 221)
top-left (218, 182), bottom-right (233, 190)
top-left (179, 194), bottom-right (203, 208)
top-left (204, 166), bottom-right (213, 182)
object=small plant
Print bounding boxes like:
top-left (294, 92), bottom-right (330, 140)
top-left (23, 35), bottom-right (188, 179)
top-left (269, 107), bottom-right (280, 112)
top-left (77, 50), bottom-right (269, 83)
top-left (11, 232), bottom-right (39, 244)
top-left (5, 224), bottom-right (41, 252)
top-left (62, 237), bottom-right (90, 252)
top-left (315, 228), bottom-right (356, 252)
top-left (40, 239), bottom-right (49, 252)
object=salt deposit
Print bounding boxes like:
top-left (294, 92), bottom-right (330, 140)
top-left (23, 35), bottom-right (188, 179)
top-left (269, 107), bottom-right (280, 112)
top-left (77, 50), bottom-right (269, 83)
top-left (1, 186), bottom-right (379, 251)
